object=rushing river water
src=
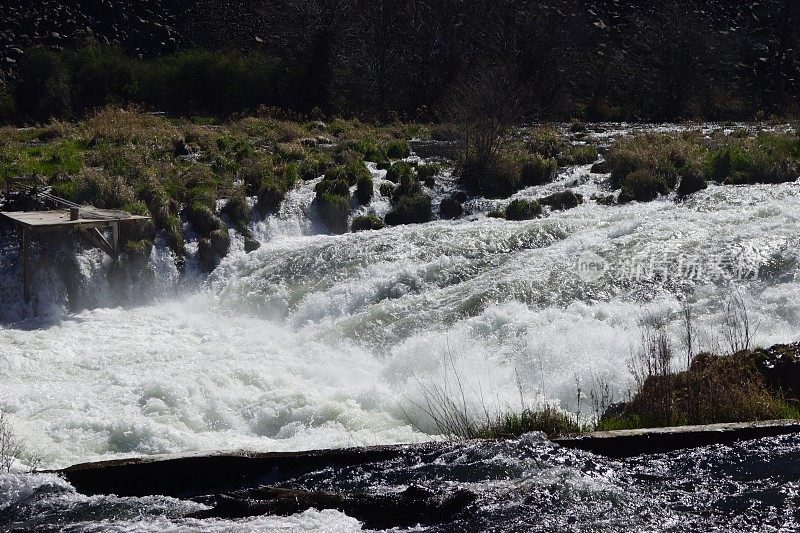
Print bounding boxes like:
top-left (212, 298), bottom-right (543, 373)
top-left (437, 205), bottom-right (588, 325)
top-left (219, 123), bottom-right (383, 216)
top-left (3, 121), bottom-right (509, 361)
top-left (1, 124), bottom-right (799, 530)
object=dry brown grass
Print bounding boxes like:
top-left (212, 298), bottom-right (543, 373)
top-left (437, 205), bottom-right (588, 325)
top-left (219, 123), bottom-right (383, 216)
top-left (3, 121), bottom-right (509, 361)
top-left (86, 107), bottom-right (175, 143)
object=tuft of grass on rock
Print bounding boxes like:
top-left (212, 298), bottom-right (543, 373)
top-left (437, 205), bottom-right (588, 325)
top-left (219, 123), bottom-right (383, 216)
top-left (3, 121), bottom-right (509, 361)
top-left (505, 198), bottom-right (542, 220)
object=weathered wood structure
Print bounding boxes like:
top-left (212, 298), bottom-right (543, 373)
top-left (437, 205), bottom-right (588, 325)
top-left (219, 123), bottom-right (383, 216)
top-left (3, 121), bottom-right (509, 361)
top-left (0, 208), bottom-right (150, 302)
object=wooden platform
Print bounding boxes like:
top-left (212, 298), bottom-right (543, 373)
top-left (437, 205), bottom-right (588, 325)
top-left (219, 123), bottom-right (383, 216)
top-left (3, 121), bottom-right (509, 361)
top-left (1, 208), bottom-right (151, 302)
top-left (1, 209), bottom-right (149, 232)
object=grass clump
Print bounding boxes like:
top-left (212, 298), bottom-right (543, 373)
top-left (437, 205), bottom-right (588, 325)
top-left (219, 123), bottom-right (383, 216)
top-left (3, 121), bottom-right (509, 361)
top-left (351, 214), bottom-right (385, 232)
top-left (505, 198), bottom-right (542, 220)
top-left (385, 162), bottom-right (416, 184)
top-left (384, 193), bottom-right (432, 226)
top-left (355, 175), bottom-right (374, 205)
top-left (520, 153), bottom-right (558, 186)
top-left (477, 405), bottom-right (585, 439)
top-left (618, 169), bottom-right (670, 203)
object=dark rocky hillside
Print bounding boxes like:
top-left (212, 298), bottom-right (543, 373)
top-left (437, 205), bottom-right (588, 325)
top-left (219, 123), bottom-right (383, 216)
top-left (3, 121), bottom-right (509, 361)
top-left (0, 0), bottom-right (195, 81)
top-left (0, 0), bottom-right (797, 119)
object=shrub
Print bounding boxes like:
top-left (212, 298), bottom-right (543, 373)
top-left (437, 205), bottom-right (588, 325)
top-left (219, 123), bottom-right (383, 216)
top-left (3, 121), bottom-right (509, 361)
top-left (385, 162), bottom-right (416, 184)
top-left (608, 133), bottom-right (704, 190)
top-left (0, 83), bottom-right (15, 122)
top-left (384, 193), bottom-right (432, 225)
top-left (526, 128), bottom-right (566, 159)
top-left (186, 203), bottom-right (226, 236)
top-left (505, 198), bottom-right (542, 220)
top-left (619, 169), bottom-right (669, 202)
top-left (558, 144), bottom-right (599, 166)
top-left (351, 214), bottom-right (385, 232)
top-left (379, 182), bottom-right (396, 197)
top-left (356, 175), bottom-right (374, 205)
top-left (460, 151), bottom-right (522, 199)
top-left (520, 154), bottom-right (558, 186)
top-left (417, 163), bottom-right (442, 188)
top-left (601, 351), bottom-right (800, 430)
top-left (14, 47), bottom-right (73, 121)
top-left (325, 161), bottom-right (370, 185)
top-left (315, 178), bottom-right (351, 197)
top-left (276, 142), bottom-right (305, 161)
top-left (385, 139), bottom-right (411, 159)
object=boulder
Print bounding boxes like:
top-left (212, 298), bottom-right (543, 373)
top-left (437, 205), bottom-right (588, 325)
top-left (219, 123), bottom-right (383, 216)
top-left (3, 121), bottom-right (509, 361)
top-left (439, 197), bottom-right (463, 219)
top-left (198, 238), bottom-right (215, 272)
top-left (540, 190), bottom-right (583, 211)
top-left (590, 161), bottom-right (611, 174)
top-left (677, 169), bottom-right (708, 197)
top-left (210, 229), bottom-right (230, 257)
top-left (244, 237), bottom-right (261, 253)
top-left (356, 176), bottom-right (374, 205)
top-left (351, 214), bottom-right (385, 232)
top-left (384, 193), bottom-right (432, 226)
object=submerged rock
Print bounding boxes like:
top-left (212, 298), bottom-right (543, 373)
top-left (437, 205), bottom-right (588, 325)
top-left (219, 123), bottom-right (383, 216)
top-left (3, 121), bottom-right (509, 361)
top-left (190, 485), bottom-right (476, 529)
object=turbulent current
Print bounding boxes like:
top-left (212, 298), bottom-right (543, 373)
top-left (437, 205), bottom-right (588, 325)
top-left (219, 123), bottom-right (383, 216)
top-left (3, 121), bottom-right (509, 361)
top-left (1, 125), bottom-right (800, 531)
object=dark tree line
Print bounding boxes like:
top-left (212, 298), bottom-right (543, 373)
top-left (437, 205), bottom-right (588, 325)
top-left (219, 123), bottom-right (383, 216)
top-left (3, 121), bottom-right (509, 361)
top-left (1, 0), bottom-right (798, 122)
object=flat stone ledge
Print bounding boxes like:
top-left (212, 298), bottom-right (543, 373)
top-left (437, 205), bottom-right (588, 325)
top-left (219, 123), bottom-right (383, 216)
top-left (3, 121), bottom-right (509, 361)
top-left (553, 419), bottom-right (800, 458)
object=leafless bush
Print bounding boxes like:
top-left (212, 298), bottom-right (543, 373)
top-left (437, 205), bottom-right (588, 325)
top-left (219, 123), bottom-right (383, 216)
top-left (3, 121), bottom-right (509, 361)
top-left (589, 372), bottom-right (614, 421)
top-left (627, 313), bottom-right (675, 425)
top-left (721, 291), bottom-right (759, 354)
top-left (681, 299), bottom-right (696, 370)
top-left (0, 412), bottom-right (24, 474)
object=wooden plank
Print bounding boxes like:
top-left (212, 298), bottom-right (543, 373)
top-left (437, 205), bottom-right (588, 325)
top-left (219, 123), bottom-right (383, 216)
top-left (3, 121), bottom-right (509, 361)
top-left (0, 210), bottom-right (149, 230)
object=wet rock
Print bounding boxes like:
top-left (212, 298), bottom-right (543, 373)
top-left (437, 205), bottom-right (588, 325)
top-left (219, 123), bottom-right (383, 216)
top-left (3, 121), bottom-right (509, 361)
top-left (540, 190), bottom-right (583, 211)
top-left (210, 229), bottom-right (230, 257)
top-left (591, 161), bottom-right (611, 174)
top-left (439, 197), bottom-right (463, 219)
top-left (190, 485), bottom-right (476, 529)
top-left (356, 176), bottom-right (373, 205)
top-left (351, 214), bottom-right (385, 232)
top-left (125, 239), bottom-right (153, 268)
top-left (255, 186), bottom-right (285, 216)
top-left (677, 169), bottom-right (708, 197)
top-left (594, 194), bottom-right (616, 206)
top-left (198, 238), bottom-right (215, 272)
top-left (244, 237), bottom-right (261, 253)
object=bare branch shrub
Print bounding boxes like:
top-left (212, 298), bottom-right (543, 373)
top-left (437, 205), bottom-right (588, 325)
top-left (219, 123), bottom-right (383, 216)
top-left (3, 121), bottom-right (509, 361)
top-left (0, 412), bottom-right (24, 474)
top-left (721, 291), bottom-right (759, 354)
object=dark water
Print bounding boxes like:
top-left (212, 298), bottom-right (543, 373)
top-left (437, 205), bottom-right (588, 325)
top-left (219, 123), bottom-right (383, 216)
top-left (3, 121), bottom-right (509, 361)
top-left (2, 433), bottom-right (799, 532)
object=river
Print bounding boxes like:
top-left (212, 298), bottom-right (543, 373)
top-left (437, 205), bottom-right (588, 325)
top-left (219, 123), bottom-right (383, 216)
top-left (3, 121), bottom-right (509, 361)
top-left (1, 124), bottom-right (799, 530)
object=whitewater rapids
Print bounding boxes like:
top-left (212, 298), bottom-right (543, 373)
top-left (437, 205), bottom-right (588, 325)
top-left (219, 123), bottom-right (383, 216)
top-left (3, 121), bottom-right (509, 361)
top-left (1, 134), bottom-right (800, 472)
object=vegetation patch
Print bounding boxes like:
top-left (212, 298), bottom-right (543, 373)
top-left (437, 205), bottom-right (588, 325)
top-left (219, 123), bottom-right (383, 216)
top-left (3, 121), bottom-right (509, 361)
top-left (351, 214), bottom-right (385, 232)
top-left (505, 198), bottom-right (542, 220)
